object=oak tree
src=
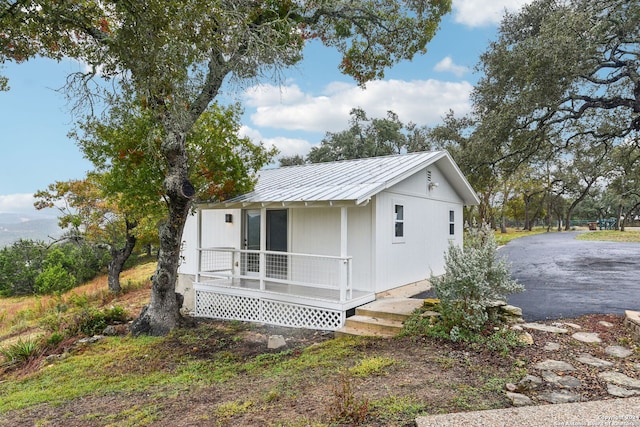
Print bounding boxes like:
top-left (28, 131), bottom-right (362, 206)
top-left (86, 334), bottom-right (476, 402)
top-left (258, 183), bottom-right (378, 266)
top-left (473, 0), bottom-right (640, 170)
top-left (1, 0), bottom-right (451, 335)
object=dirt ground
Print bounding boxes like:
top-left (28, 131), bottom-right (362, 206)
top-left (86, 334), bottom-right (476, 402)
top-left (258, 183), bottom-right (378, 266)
top-left (1, 311), bottom-right (638, 427)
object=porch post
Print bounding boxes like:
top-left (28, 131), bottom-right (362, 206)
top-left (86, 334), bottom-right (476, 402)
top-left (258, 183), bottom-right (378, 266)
top-left (259, 207), bottom-right (267, 290)
top-left (196, 208), bottom-right (202, 283)
top-left (340, 207), bottom-right (348, 302)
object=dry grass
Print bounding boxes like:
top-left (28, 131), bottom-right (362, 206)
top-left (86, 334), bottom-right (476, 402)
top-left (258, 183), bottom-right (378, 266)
top-left (0, 262), bottom-right (156, 339)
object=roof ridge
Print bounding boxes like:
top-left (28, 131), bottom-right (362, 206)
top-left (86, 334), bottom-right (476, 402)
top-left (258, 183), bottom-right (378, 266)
top-left (274, 150), bottom-right (440, 170)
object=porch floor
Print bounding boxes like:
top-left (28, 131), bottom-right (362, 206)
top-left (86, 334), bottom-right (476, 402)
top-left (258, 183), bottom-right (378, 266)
top-left (195, 277), bottom-right (374, 308)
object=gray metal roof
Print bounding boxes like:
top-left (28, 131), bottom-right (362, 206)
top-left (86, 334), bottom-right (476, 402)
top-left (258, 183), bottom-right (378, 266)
top-left (213, 151), bottom-right (479, 208)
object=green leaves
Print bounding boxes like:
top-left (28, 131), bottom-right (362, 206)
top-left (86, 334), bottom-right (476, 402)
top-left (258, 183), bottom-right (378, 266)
top-left (307, 107), bottom-right (430, 163)
top-left (431, 224), bottom-right (523, 339)
top-left (474, 0), bottom-right (640, 168)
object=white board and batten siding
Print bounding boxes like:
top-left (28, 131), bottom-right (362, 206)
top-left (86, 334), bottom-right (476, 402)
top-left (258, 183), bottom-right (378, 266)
top-left (373, 163), bottom-right (464, 293)
top-left (289, 203), bottom-right (374, 292)
top-left (177, 208), bottom-right (240, 307)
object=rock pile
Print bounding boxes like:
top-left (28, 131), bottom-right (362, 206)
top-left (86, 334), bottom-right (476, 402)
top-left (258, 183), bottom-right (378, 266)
top-left (505, 320), bottom-right (639, 406)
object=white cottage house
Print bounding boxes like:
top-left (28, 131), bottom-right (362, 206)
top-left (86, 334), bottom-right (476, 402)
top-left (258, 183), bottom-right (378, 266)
top-left (177, 151), bottom-right (479, 330)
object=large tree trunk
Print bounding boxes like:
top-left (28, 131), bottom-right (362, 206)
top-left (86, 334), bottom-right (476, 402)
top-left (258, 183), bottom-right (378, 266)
top-left (618, 204), bottom-right (624, 231)
top-left (107, 220), bottom-right (138, 293)
top-left (523, 194), bottom-right (532, 231)
top-left (563, 206), bottom-right (576, 231)
top-left (128, 53), bottom-right (227, 336)
top-left (130, 129), bottom-right (195, 336)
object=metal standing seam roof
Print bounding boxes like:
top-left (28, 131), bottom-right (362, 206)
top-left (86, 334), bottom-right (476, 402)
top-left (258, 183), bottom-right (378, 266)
top-left (216, 151), bottom-right (479, 208)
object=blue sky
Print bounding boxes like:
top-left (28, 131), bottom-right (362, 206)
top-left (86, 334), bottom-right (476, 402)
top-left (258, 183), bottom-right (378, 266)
top-left (0, 0), bottom-right (530, 217)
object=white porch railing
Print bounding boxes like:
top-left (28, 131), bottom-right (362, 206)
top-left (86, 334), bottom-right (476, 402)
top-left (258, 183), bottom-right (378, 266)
top-left (196, 247), bottom-right (354, 302)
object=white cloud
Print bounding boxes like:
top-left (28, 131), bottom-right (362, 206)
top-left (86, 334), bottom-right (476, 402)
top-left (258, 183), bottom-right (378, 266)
top-left (434, 56), bottom-right (468, 77)
top-left (239, 126), bottom-right (314, 158)
top-left (452, 0), bottom-right (532, 27)
top-left (244, 79), bottom-right (473, 133)
top-left (0, 194), bottom-right (38, 214)
top-left (0, 193), bottom-right (58, 218)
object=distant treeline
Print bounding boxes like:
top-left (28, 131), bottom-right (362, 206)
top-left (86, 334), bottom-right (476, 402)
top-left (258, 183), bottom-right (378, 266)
top-left (0, 239), bottom-right (109, 297)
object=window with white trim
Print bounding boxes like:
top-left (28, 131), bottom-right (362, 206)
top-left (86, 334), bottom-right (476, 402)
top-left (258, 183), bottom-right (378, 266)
top-left (449, 210), bottom-right (455, 235)
top-left (394, 203), bottom-right (405, 242)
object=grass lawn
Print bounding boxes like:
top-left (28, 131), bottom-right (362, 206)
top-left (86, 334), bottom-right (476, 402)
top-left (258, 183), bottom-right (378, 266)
top-left (576, 228), bottom-right (640, 243)
top-left (495, 226), bottom-right (640, 245)
top-left (493, 227), bottom-right (551, 245)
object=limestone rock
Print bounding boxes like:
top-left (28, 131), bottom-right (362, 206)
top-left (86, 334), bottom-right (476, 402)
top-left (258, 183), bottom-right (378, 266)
top-left (598, 321), bottom-right (614, 328)
top-left (571, 332), bottom-right (601, 343)
top-left (77, 335), bottom-right (105, 344)
top-left (538, 391), bottom-right (581, 404)
top-left (575, 353), bottom-right (613, 368)
top-left (562, 322), bottom-right (582, 329)
top-left (534, 359), bottom-right (576, 372)
top-left (606, 384), bottom-right (640, 398)
top-left (102, 324), bottom-right (127, 336)
top-left (541, 371), bottom-right (582, 388)
top-left (516, 375), bottom-right (543, 392)
top-left (506, 392), bottom-right (533, 406)
top-left (598, 371), bottom-right (640, 389)
top-left (518, 332), bottom-right (534, 345)
top-left (502, 305), bottom-right (522, 316)
top-left (604, 345), bottom-right (633, 358)
top-left (522, 323), bottom-right (568, 334)
top-left (543, 342), bottom-right (561, 351)
top-left (420, 311), bottom-right (441, 318)
top-left (267, 335), bottom-right (287, 349)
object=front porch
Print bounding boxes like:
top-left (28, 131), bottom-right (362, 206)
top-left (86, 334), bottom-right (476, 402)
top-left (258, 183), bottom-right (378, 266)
top-left (192, 247), bottom-right (375, 330)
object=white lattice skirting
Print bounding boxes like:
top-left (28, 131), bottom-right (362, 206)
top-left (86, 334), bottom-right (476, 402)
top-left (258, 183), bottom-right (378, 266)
top-left (195, 289), bottom-right (345, 330)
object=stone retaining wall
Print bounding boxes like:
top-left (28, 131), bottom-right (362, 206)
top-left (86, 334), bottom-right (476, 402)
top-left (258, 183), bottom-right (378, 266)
top-left (624, 310), bottom-right (640, 341)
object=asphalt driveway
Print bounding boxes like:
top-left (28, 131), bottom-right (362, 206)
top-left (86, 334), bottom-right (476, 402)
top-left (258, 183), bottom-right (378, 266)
top-left (502, 231), bottom-right (640, 321)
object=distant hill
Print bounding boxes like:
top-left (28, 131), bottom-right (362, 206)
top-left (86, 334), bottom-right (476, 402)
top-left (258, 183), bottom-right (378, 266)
top-left (0, 213), bottom-right (63, 247)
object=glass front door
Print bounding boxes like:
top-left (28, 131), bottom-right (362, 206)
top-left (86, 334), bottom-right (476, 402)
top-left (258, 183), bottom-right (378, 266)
top-left (266, 210), bottom-right (288, 279)
top-left (242, 209), bottom-right (288, 278)
top-left (244, 210), bottom-right (261, 275)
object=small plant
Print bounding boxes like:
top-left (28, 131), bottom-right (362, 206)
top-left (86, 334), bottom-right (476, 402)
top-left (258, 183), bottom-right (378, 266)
top-left (326, 374), bottom-right (369, 426)
top-left (480, 328), bottom-right (527, 356)
top-left (213, 400), bottom-right (253, 423)
top-left (0, 338), bottom-right (41, 367)
top-left (46, 332), bottom-right (65, 347)
top-left (349, 356), bottom-right (396, 377)
top-left (431, 223), bottom-right (524, 341)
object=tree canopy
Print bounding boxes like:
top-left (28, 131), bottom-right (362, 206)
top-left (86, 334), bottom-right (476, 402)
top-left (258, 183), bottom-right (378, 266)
top-left (1, 0), bottom-right (452, 335)
top-left (473, 0), bottom-right (640, 170)
top-left (306, 107), bottom-right (431, 163)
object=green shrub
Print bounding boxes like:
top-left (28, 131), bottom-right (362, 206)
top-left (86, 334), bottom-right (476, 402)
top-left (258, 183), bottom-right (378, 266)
top-left (431, 223), bottom-right (524, 341)
top-left (46, 332), bottom-right (65, 347)
top-left (76, 309), bottom-right (107, 336)
top-left (34, 264), bottom-right (76, 295)
top-left (75, 305), bottom-right (128, 336)
top-left (103, 306), bottom-right (127, 323)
